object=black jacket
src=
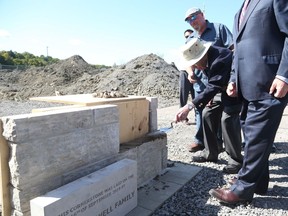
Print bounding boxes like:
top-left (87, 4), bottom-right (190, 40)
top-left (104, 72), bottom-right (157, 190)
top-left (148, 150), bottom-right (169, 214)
top-left (192, 45), bottom-right (240, 109)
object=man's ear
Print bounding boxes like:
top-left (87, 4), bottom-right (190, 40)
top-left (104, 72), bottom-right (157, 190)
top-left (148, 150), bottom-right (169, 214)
top-left (199, 12), bottom-right (205, 19)
top-left (201, 53), bottom-right (208, 63)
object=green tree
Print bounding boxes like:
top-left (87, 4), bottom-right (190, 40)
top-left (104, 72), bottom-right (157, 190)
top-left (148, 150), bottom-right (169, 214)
top-left (0, 50), bottom-right (60, 66)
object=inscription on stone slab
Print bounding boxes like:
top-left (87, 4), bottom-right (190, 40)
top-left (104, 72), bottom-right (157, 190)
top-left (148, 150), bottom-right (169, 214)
top-left (30, 159), bottom-right (137, 216)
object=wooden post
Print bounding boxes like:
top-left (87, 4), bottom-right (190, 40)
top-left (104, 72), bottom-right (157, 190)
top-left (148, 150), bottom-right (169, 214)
top-left (0, 120), bottom-right (11, 216)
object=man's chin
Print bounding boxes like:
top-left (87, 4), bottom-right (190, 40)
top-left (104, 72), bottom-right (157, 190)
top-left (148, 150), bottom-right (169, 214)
top-left (193, 26), bottom-right (200, 32)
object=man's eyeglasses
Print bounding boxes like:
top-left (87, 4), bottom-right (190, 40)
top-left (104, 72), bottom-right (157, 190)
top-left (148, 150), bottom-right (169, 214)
top-left (186, 13), bottom-right (199, 23)
top-left (184, 35), bottom-right (190, 39)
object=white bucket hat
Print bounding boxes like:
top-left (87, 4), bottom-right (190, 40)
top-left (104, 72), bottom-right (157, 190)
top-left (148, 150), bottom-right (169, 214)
top-left (180, 38), bottom-right (212, 68)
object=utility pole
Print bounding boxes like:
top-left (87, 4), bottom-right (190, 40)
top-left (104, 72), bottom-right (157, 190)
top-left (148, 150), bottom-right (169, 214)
top-left (203, 2), bottom-right (206, 14)
top-left (46, 46), bottom-right (49, 57)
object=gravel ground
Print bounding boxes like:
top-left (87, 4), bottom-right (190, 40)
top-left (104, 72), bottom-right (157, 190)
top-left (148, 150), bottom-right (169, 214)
top-left (0, 100), bottom-right (64, 116)
top-left (0, 97), bottom-right (178, 116)
top-left (1, 100), bottom-right (287, 216)
top-left (154, 105), bottom-right (288, 216)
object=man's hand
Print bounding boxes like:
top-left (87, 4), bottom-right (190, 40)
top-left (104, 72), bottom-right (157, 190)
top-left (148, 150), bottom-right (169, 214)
top-left (269, 78), bottom-right (288, 98)
top-left (187, 74), bottom-right (197, 83)
top-left (175, 105), bottom-right (190, 123)
top-left (206, 99), bottom-right (213, 107)
top-left (226, 82), bottom-right (238, 97)
top-left (186, 66), bottom-right (197, 83)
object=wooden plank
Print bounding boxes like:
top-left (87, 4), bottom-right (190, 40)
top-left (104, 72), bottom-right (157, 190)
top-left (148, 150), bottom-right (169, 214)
top-left (0, 121), bottom-right (11, 216)
top-left (30, 94), bottom-right (147, 106)
top-left (31, 105), bottom-right (84, 113)
top-left (116, 100), bottom-right (149, 143)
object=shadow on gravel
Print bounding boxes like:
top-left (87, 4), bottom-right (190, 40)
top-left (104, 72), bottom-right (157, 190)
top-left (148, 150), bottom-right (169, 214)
top-left (253, 195), bottom-right (288, 210)
top-left (270, 175), bottom-right (288, 183)
top-left (152, 155), bottom-right (288, 215)
top-left (151, 134), bottom-right (288, 215)
top-left (269, 142), bottom-right (288, 178)
top-left (151, 161), bottom-right (225, 215)
top-left (273, 142), bottom-right (288, 152)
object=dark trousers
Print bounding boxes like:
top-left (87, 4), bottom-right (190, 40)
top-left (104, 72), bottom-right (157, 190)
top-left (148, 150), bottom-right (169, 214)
top-left (201, 94), bottom-right (242, 164)
top-left (231, 96), bottom-right (288, 200)
top-left (222, 104), bottom-right (243, 166)
top-left (201, 94), bottom-right (223, 160)
top-left (193, 91), bottom-right (204, 144)
top-left (179, 70), bottom-right (194, 107)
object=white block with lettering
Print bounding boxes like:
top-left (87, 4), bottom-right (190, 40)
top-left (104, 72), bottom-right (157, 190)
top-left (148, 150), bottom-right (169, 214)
top-left (30, 159), bottom-right (137, 216)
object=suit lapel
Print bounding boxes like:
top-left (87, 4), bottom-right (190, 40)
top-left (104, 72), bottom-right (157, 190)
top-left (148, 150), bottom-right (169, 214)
top-left (234, 10), bottom-right (241, 36)
top-left (236, 0), bottom-right (261, 39)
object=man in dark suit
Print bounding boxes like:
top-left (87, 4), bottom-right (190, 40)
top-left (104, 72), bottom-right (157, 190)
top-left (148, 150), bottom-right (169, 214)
top-left (209, 0), bottom-right (288, 204)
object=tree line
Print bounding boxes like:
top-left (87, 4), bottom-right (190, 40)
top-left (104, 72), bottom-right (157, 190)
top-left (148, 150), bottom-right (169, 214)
top-left (0, 50), bottom-right (111, 69)
top-left (0, 50), bottom-right (59, 67)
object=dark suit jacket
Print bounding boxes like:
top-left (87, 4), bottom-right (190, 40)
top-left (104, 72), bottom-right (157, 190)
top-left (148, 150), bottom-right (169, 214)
top-left (230, 0), bottom-right (288, 101)
top-left (193, 46), bottom-right (239, 109)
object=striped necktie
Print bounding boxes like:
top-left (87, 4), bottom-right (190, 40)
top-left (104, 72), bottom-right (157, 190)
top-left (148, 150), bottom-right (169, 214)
top-left (239, 0), bottom-right (250, 28)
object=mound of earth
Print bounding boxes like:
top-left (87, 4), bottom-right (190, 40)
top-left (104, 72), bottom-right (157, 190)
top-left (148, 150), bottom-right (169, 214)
top-left (0, 54), bottom-right (180, 106)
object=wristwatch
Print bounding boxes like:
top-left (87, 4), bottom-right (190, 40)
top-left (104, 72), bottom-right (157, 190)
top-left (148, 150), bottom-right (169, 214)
top-left (188, 103), bottom-right (194, 111)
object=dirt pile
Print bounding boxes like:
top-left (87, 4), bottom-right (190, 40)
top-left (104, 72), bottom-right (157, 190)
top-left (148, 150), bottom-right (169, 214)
top-left (0, 54), bottom-right (180, 106)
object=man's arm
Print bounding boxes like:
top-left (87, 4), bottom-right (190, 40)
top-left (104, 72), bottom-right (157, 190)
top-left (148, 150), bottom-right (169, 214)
top-left (219, 23), bottom-right (234, 50)
top-left (269, 0), bottom-right (288, 98)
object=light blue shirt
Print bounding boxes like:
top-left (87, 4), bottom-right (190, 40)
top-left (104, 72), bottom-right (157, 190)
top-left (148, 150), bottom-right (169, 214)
top-left (186, 20), bottom-right (233, 92)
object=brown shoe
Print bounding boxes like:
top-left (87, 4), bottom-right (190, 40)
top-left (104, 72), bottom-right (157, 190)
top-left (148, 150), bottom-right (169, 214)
top-left (209, 188), bottom-right (252, 205)
top-left (188, 143), bottom-right (204, 152)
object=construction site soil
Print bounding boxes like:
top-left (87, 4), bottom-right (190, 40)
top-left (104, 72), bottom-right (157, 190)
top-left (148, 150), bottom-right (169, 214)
top-left (0, 54), bottom-right (180, 108)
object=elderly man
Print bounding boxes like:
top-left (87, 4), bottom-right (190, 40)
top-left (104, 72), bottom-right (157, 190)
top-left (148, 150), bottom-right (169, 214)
top-left (183, 7), bottom-right (243, 174)
top-left (176, 38), bottom-right (243, 173)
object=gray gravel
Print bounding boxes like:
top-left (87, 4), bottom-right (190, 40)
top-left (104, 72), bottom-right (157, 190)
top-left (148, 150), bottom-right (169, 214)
top-left (0, 100), bottom-right (64, 116)
top-left (0, 97), bottom-right (178, 117)
top-left (1, 101), bottom-right (287, 215)
top-left (154, 105), bottom-right (288, 216)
